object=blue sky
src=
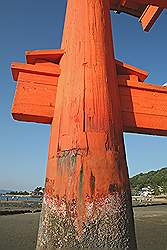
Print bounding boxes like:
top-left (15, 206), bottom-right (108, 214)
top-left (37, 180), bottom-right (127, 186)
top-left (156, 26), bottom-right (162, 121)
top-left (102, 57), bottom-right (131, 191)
top-left (0, 1), bottom-right (167, 191)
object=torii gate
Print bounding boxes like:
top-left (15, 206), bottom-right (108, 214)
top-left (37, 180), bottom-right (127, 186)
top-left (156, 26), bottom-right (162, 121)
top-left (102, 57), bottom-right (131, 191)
top-left (11, 0), bottom-right (167, 249)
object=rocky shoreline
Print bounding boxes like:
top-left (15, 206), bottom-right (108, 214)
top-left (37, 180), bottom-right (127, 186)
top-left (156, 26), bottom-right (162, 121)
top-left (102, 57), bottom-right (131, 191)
top-left (0, 197), bottom-right (167, 216)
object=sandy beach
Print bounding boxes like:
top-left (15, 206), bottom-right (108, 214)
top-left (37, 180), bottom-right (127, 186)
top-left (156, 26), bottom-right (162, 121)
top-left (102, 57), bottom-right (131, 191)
top-left (0, 205), bottom-right (166, 250)
top-left (0, 212), bottom-right (39, 250)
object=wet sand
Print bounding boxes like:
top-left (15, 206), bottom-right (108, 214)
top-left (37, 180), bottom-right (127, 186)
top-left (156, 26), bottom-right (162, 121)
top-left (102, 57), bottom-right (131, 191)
top-left (0, 200), bottom-right (42, 214)
top-left (134, 205), bottom-right (167, 250)
top-left (0, 205), bottom-right (166, 250)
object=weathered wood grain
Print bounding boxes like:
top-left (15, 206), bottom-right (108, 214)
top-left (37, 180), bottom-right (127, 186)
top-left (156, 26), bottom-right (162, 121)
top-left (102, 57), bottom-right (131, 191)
top-left (37, 0), bottom-right (137, 249)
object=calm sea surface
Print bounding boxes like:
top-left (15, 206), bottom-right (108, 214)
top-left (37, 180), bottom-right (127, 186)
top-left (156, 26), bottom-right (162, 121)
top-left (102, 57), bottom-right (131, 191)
top-left (0, 195), bottom-right (41, 201)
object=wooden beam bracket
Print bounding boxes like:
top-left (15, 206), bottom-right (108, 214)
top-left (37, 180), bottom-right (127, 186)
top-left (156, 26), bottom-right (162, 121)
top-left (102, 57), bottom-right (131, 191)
top-left (11, 49), bottom-right (63, 124)
top-left (110, 0), bottom-right (166, 31)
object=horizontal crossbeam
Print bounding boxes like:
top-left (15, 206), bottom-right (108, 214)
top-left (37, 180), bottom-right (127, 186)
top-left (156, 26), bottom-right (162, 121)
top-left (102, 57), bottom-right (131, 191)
top-left (11, 71), bottom-right (167, 136)
top-left (11, 57), bottom-right (148, 124)
top-left (11, 51), bottom-right (167, 136)
top-left (119, 77), bottom-right (167, 136)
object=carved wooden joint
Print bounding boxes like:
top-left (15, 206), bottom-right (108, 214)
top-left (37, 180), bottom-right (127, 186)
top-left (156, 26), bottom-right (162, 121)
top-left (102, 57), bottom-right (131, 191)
top-left (11, 50), bottom-right (64, 124)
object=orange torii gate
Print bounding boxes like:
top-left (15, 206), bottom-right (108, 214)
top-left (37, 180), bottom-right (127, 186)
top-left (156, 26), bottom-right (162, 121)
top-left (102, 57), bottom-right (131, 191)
top-left (11, 0), bottom-right (167, 249)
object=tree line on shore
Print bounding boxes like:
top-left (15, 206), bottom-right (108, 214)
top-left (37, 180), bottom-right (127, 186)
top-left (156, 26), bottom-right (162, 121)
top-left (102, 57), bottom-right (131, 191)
top-left (5, 186), bottom-right (44, 196)
top-left (130, 167), bottom-right (167, 195)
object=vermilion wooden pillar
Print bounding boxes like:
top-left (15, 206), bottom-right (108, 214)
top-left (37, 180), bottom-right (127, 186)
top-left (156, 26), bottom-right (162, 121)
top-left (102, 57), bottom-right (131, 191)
top-left (36, 0), bottom-right (137, 248)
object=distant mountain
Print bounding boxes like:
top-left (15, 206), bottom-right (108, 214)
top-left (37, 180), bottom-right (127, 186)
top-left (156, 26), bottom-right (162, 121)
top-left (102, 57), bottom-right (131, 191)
top-left (0, 189), bottom-right (13, 194)
top-left (130, 167), bottom-right (167, 194)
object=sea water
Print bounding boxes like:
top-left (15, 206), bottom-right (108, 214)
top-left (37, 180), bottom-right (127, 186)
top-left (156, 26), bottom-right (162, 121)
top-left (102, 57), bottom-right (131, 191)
top-left (0, 195), bottom-right (42, 201)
